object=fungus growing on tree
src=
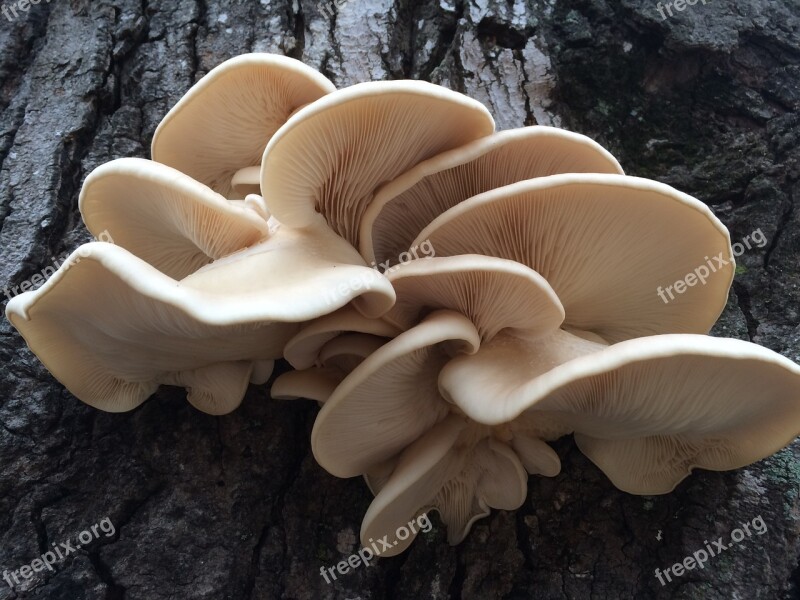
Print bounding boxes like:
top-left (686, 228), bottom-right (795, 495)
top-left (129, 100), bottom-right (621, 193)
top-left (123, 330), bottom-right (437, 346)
top-left (6, 53), bottom-right (800, 558)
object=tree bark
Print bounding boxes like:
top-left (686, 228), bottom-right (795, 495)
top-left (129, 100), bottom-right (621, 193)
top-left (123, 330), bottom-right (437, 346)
top-left (0, 0), bottom-right (799, 598)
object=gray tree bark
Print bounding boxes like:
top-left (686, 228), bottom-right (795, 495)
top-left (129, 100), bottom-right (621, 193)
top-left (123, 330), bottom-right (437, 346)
top-left (1, 0), bottom-right (799, 598)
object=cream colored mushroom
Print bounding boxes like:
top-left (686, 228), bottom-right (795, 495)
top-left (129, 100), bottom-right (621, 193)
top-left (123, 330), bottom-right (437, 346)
top-left (273, 302), bottom-right (400, 404)
top-left (80, 158), bottom-right (271, 279)
top-left (312, 305), bottom-right (800, 552)
top-left (312, 253), bottom-right (570, 476)
top-left (272, 333), bottom-right (390, 402)
top-left (317, 333), bottom-right (388, 373)
top-left (270, 368), bottom-right (343, 403)
top-left (412, 174), bottom-right (734, 343)
top-left (151, 53), bottom-right (335, 198)
top-left (260, 80), bottom-right (495, 247)
top-left (309, 226), bottom-right (800, 551)
top-left (277, 253), bottom-right (567, 404)
top-left (283, 305), bottom-right (402, 370)
top-left (311, 305), bottom-right (569, 553)
top-left (440, 333), bottom-right (800, 494)
top-left (360, 415), bottom-right (528, 556)
top-left (359, 126), bottom-right (624, 265)
top-left (376, 254), bottom-right (565, 340)
top-left (312, 310), bottom-right (481, 478)
top-left (5, 217), bottom-right (396, 414)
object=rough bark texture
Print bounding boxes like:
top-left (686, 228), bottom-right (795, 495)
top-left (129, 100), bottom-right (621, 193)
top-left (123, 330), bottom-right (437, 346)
top-left (1, 0), bottom-right (799, 598)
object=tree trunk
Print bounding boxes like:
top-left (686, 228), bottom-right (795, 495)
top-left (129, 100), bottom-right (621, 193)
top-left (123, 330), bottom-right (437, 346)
top-left (1, 0), bottom-right (799, 598)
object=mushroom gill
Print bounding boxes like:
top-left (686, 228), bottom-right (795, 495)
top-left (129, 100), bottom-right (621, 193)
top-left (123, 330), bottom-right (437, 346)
top-left (152, 53), bottom-right (336, 198)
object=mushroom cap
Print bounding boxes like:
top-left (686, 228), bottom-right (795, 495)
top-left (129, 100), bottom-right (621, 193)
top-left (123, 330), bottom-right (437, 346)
top-left (284, 305), bottom-right (402, 370)
top-left (5, 243), bottom-right (294, 414)
top-left (317, 333), bottom-right (388, 373)
top-left (509, 434), bottom-right (562, 477)
top-left (440, 333), bottom-right (800, 494)
top-left (272, 333), bottom-right (390, 403)
top-left (380, 254), bottom-right (565, 341)
top-left (260, 80), bottom-right (495, 247)
top-left (5, 221), bottom-right (396, 414)
top-left (249, 359), bottom-right (276, 385)
top-left (311, 310), bottom-right (480, 478)
top-left (178, 221), bottom-right (396, 322)
top-left (271, 368), bottom-right (343, 402)
top-left (360, 415), bottom-right (527, 556)
top-left (360, 126), bottom-right (624, 265)
top-left (151, 53), bottom-right (335, 198)
top-left (412, 174), bottom-right (734, 342)
top-left (79, 158), bottom-right (270, 279)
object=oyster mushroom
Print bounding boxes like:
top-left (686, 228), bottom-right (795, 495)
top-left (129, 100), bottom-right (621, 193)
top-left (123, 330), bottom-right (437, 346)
top-left (275, 253), bottom-right (565, 403)
top-left (309, 245), bottom-right (800, 552)
top-left (283, 305), bottom-right (402, 370)
top-left (361, 415), bottom-right (528, 556)
top-left (79, 158), bottom-right (271, 279)
top-left (377, 254), bottom-right (565, 340)
top-left (260, 80), bottom-right (495, 247)
top-left (6, 217), bottom-right (395, 414)
top-left (440, 332), bottom-right (800, 494)
top-left (359, 126), bottom-right (624, 266)
top-left (151, 53), bottom-right (335, 198)
top-left (411, 173), bottom-right (735, 342)
top-left (273, 306), bottom-right (402, 403)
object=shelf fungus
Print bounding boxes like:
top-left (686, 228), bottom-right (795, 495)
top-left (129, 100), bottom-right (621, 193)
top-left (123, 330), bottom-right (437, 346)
top-left (307, 249), bottom-right (800, 554)
top-left (6, 158), bottom-right (394, 414)
top-left (151, 53), bottom-right (336, 199)
top-left (260, 80), bottom-right (496, 246)
top-left (6, 52), bottom-right (800, 556)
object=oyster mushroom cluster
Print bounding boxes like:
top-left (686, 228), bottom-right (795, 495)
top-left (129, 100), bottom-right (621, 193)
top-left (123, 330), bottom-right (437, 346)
top-left (7, 54), bottom-right (800, 556)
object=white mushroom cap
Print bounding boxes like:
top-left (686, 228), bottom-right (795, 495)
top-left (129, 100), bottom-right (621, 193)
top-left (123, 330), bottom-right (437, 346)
top-left (178, 221), bottom-right (396, 322)
top-left (360, 415), bottom-right (527, 556)
top-left (5, 220), bottom-right (396, 414)
top-left (360, 126), bottom-right (624, 265)
top-left (380, 254), bottom-right (564, 341)
top-left (312, 310), bottom-right (481, 478)
top-left (412, 174), bottom-right (734, 342)
top-left (284, 305), bottom-right (402, 370)
top-left (271, 368), bottom-right (343, 403)
top-left (4, 243), bottom-right (293, 414)
top-left (317, 333), bottom-right (388, 373)
top-left (440, 333), bottom-right (800, 494)
top-left (151, 53), bottom-right (335, 198)
top-left (260, 81), bottom-right (495, 248)
top-left (508, 433), bottom-right (562, 477)
top-left (272, 333), bottom-right (390, 403)
top-left (79, 158), bottom-right (270, 279)
top-left (249, 359), bottom-right (276, 385)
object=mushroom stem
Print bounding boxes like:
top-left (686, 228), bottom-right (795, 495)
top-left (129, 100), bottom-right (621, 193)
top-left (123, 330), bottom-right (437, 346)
top-left (231, 166), bottom-right (262, 197)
